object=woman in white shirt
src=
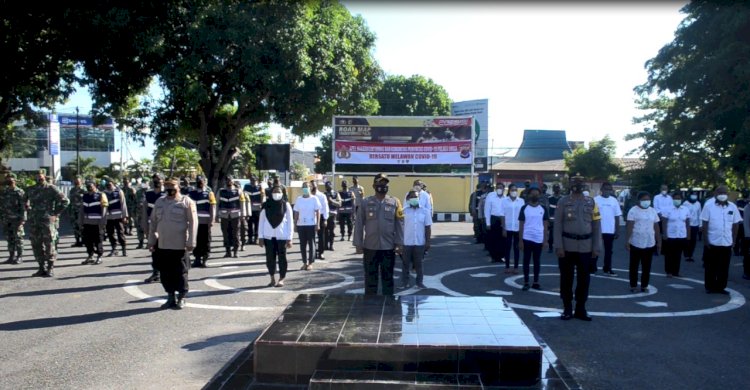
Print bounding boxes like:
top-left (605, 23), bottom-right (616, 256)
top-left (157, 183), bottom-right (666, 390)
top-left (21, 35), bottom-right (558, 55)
top-left (626, 191), bottom-right (662, 292)
top-left (518, 187), bottom-right (548, 290)
top-left (662, 191), bottom-right (690, 277)
top-left (293, 182), bottom-right (321, 270)
top-left (682, 191), bottom-right (702, 262)
top-left (258, 186), bottom-right (294, 287)
top-left (501, 184), bottom-right (525, 274)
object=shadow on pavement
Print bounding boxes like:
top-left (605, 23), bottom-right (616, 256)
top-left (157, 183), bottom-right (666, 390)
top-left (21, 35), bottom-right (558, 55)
top-left (183, 330), bottom-right (261, 352)
top-left (0, 282), bottom-right (129, 298)
top-left (0, 307), bottom-right (159, 331)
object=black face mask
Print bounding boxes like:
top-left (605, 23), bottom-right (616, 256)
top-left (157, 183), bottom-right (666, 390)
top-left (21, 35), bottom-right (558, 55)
top-left (165, 188), bottom-right (177, 196)
top-left (375, 185), bottom-right (389, 194)
top-left (571, 184), bottom-right (583, 193)
top-left (528, 195), bottom-right (539, 203)
top-left (196, 181), bottom-right (204, 188)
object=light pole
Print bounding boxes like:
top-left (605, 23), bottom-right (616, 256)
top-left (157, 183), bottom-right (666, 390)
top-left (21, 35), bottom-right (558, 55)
top-left (76, 106), bottom-right (80, 176)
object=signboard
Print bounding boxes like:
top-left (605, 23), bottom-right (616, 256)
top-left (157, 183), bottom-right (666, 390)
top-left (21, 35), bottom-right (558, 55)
top-left (58, 114), bottom-right (115, 128)
top-left (333, 116), bottom-right (474, 165)
top-left (256, 144), bottom-right (291, 171)
top-left (451, 99), bottom-right (488, 165)
top-left (49, 114), bottom-right (60, 156)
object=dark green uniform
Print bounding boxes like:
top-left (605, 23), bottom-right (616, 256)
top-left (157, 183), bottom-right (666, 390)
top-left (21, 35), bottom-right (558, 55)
top-left (1, 185), bottom-right (26, 263)
top-left (134, 186), bottom-right (147, 247)
top-left (67, 184), bottom-right (85, 245)
top-left (25, 180), bottom-right (70, 276)
top-left (123, 183), bottom-right (137, 235)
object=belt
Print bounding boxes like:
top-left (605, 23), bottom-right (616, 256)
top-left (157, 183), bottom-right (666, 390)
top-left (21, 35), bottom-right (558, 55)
top-left (562, 232), bottom-right (591, 240)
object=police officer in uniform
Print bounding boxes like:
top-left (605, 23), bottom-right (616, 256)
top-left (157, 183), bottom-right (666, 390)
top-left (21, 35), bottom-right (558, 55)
top-left (104, 180), bottom-right (128, 257)
top-left (148, 177), bottom-right (197, 309)
top-left (188, 175), bottom-right (216, 267)
top-left (553, 174), bottom-right (601, 321)
top-left (235, 180), bottom-right (249, 251)
top-left (338, 180), bottom-right (355, 241)
top-left (354, 174), bottom-right (404, 296)
top-left (1, 173), bottom-right (26, 264)
top-left (324, 181), bottom-right (341, 250)
top-left (217, 176), bottom-right (245, 258)
top-left (351, 175), bottom-right (365, 214)
top-left (80, 180), bottom-right (108, 264)
top-left (143, 174), bottom-right (166, 283)
top-left (67, 176), bottom-right (85, 246)
top-left (243, 176), bottom-right (265, 245)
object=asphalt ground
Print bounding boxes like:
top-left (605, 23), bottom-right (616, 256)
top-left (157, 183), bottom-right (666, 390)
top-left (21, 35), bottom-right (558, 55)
top-left (1, 221), bottom-right (749, 389)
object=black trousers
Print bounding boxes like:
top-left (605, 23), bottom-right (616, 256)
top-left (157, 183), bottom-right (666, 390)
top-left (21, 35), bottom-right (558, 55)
top-left (326, 214), bottom-right (337, 248)
top-left (83, 224), bottom-right (103, 257)
top-left (106, 219), bottom-right (126, 249)
top-left (684, 226), bottom-right (700, 258)
top-left (734, 224), bottom-right (745, 256)
top-left (473, 216), bottom-right (482, 242)
top-left (548, 220), bottom-right (555, 250)
top-left (338, 213), bottom-right (353, 237)
top-left (629, 246), bottom-right (654, 288)
top-left (522, 240), bottom-right (542, 283)
top-left (298, 226), bottom-right (316, 264)
top-left (594, 233), bottom-right (616, 273)
top-left (558, 251), bottom-right (592, 313)
top-left (488, 216), bottom-right (505, 262)
top-left (363, 249), bottom-right (395, 296)
top-left (193, 223), bottom-right (210, 258)
top-left (317, 217), bottom-right (327, 255)
top-left (744, 237), bottom-right (750, 277)
top-left (155, 248), bottom-right (188, 294)
top-left (664, 238), bottom-right (686, 275)
top-left (221, 218), bottom-right (240, 250)
top-left (505, 231), bottom-right (520, 268)
top-left (239, 216), bottom-right (248, 245)
top-left (249, 211), bottom-right (260, 242)
top-left (264, 238), bottom-right (288, 279)
top-left (705, 245), bottom-right (731, 292)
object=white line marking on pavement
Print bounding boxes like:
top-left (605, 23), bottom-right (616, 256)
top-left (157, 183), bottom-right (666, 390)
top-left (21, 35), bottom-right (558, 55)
top-left (667, 284), bottom-right (693, 289)
top-left (122, 280), bottom-right (276, 311)
top-left (636, 301), bottom-right (669, 308)
top-left (534, 311), bottom-right (561, 318)
top-left (470, 273), bottom-right (495, 278)
top-left (487, 290), bottom-right (513, 296)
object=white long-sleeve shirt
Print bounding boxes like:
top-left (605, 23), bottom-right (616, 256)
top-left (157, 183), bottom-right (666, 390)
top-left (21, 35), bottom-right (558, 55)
top-left (501, 196), bottom-right (525, 232)
top-left (314, 192), bottom-right (329, 220)
top-left (258, 203), bottom-right (294, 241)
top-left (653, 193), bottom-right (673, 216)
top-left (484, 192), bottom-right (504, 226)
top-left (683, 200), bottom-right (702, 227)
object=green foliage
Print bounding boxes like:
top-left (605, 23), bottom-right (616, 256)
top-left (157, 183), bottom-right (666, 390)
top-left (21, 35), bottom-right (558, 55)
top-left (315, 133), bottom-right (333, 174)
top-left (126, 158), bottom-right (154, 179)
top-left (376, 75), bottom-right (452, 116)
top-left (230, 125), bottom-right (271, 178)
top-left (563, 136), bottom-right (621, 181)
top-left (631, 2), bottom-right (750, 189)
top-left (291, 162), bottom-right (310, 180)
top-left (64, 157), bottom-right (101, 180)
top-left (154, 145), bottom-right (202, 178)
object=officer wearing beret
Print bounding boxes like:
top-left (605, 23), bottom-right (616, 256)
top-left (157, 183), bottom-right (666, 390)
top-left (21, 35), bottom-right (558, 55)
top-left (354, 173), bottom-right (404, 295)
top-left (553, 174), bottom-right (602, 321)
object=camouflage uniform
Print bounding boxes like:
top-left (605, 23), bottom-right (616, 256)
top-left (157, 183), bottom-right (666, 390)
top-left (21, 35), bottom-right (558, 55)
top-left (25, 175), bottom-right (70, 277)
top-left (1, 177), bottom-right (26, 264)
top-left (67, 183), bottom-right (85, 246)
top-left (122, 183), bottom-right (137, 235)
top-left (134, 186), bottom-right (147, 248)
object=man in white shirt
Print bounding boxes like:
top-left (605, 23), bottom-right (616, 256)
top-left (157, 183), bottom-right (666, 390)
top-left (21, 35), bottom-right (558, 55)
top-left (501, 184), bottom-right (525, 273)
top-left (653, 184), bottom-right (673, 254)
top-left (662, 191), bottom-right (691, 277)
top-left (310, 181), bottom-right (329, 260)
top-left (700, 185), bottom-right (742, 294)
top-left (484, 183), bottom-right (506, 263)
top-left (293, 182), bottom-right (321, 270)
top-left (593, 182), bottom-right (622, 276)
top-left (683, 191), bottom-right (702, 262)
top-left (401, 191), bottom-right (432, 289)
top-left (405, 179), bottom-right (433, 215)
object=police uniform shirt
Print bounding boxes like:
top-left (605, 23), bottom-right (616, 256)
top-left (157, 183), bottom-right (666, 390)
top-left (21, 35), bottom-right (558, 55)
top-left (339, 190), bottom-right (355, 214)
top-left (700, 201), bottom-right (742, 247)
top-left (554, 195), bottom-right (602, 253)
top-left (148, 194), bottom-right (198, 250)
top-left (353, 195), bottom-right (404, 251)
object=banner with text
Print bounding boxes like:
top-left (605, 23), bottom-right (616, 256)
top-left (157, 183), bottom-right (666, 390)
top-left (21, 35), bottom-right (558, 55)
top-left (333, 116), bottom-right (474, 165)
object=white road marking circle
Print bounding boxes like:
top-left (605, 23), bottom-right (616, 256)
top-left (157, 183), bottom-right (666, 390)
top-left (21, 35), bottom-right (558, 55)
top-left (503, 269), bottom-right (660, 299)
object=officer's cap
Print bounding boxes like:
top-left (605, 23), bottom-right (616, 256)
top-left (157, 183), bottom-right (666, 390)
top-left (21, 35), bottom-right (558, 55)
top-left (163, 177), bottom-right (179, 186)
top-left (373, 173), bottom-right (389, 184)
top-left (570, 173), bottom-right (585, 182)
top-left (324, 181), bottom-right (332, 186)
top-left (85, 180), bottom-right (95, 187)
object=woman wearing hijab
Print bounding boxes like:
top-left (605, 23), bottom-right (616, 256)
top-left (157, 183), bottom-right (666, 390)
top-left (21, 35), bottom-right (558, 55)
top-left (258, 186), bottom-right (294, 287)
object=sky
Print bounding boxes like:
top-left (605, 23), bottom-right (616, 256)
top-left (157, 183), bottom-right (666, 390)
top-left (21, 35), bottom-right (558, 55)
top-left (60, 1), bottom-right (688, 160)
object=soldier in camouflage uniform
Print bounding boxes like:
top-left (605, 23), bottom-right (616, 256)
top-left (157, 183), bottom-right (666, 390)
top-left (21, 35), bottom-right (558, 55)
top-left (25, 170), bottom-right (70, 277)
top-left (46, 175), bottom-right (62, 251)
top-left (1, 173), bottom-right (26, 264)
top-left (67, 176), bottom-right (85, 247)
top-left (122, 178), bottom-right (137, 236)
top-left (134, 182), bottom-right (147, 249)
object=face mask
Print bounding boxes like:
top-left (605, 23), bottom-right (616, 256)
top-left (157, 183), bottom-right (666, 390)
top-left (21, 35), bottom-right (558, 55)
top-left (37, 178), bottom-right (45, 185)
top-left (528, 195), bottom-right (539, 203)
top-left (272, 193), bottom-right (283, 201)
top-left (413, 185), bottom-right (421, 192)
top-left (153, 181), bottom-right (162, 188)
top-left (408, 198), bottom-right (419, 207)
top-left (690, 195), bottom-right (698, 201)
top-left (640, 200), bottom-right (651, 209)
top-left (571, 184), bottom-right (583, 193)
top-left (673, 200), bottom-right (682, 207)
top-left (716, 194), bottom-right (728, 202)
top-left (197, 181), bottom-right (204, 188)
top-left (302, 188), bottom-right (310, 196)
top-left (165, 188), bottom-right (177, 196)
top-left (510, 191), bottom-right (518, 198)
top-left (496, 189), bottom-right (503, 196)
top-left (661, 191), bottom-right (668, 195)
top-left (375, 185), bottom-right (389, 194)
top-left (582, 191), bottom-right (590, 197)
top-left (601, 190), bottom-right (611, 198)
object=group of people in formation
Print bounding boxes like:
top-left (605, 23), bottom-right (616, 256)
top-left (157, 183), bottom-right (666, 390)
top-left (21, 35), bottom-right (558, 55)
top-left (470, 176), bottom-right (747, 321)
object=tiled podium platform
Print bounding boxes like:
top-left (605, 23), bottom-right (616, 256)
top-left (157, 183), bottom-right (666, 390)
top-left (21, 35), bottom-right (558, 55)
top-left (253, 294), bottom-right (543, 388)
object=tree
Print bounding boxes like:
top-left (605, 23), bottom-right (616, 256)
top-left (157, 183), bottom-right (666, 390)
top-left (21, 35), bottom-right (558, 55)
top-left (314, 133), bottom-right (333, 174)
top-left (150, 1), bottom-right (382, 191)
top-left (563, 136), bottom-right (621, 182)
top-left (64, 156), bottom-right (101, 180)
top-left (154, 145), bottom-right (202, 178)
top-left (376, 75), bottom-right (452, 116)
top-left (631, 2), bottom-right (750, 189)
top-left (291, 162), bottom-right (310, 181)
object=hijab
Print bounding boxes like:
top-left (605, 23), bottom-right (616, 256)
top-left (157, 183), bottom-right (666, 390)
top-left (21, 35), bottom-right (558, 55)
top-left (264, 186), bottom-right (286, 228)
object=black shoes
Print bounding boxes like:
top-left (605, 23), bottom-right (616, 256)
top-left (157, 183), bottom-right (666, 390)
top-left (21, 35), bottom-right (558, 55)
top-left (93, 256), bottom-right (102, 265)
top-left (340, 236), bottom-right (345, 242)
top-left (136, 243), bottom-right (144, 249)
top-left (82, 256), bottom-right (94, 265)
top-left (522, 283), bottom-right (530, 291)
top-left (574, 312), bottom-right (593, 321)
top-left (233, 249), bottom-right (238, 258)
top-left (161, 294), bottom-right (176, 309)
top-left (107, 249), bottom-right (118, 257)
top-left (223, 250), bottom-right (231, 258)
top-left (532, 283), bottom-right (541, 290)
top-left (560, 312), bottom-right (573, 321)
top-left (144, 273), bottom-right (160, 283)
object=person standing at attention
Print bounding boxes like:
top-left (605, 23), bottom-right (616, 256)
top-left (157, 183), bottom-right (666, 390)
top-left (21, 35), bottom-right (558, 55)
top-left (518, 187), bottom-right (548, 291)
top-left (662, 191), bottom-right (690, 277)
top-left (593, 182), bottom-right (622, 275)
top-left (354, 174), bottom-right (404, 296)
top-left (625, 191), bottom-right (661, 292)
top-left (401, 190), bottom-right (432, 289)
top-left (483, 182), bottom-right (505, 263)
top-left (501, 184), bottom-right (525, 274)
top-left (258, 186), bottom-right (293, 287)
top-left (294, 182), bottom-right (321, 270)
top-left (683, 191), bottom-right (702, 262)
top-left (701, 185), bottom-right (742, 294)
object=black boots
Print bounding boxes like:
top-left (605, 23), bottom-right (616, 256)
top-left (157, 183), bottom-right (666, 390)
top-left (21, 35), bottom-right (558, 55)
top-left (31, 263), bottom-right (46, 277)
top-left (233, 249), bottom-right (238, 258)
top-left (224, 249), bottom-right (231, 258)
top-left (107, 248), bottom-right (118, 257)
top-left (136, 242), bottom-right (144, 249)
top-left (144, 272), bottom-right (160, 283)
top-left (161, 293), bottom-right (176, 309)
top-left (4, 255), bottom-right (21, 264)
top-left (42, 261), bottom-right (54, 277)
top-left (175, 292), bottom-right (186, 310)
top-left (121, 245), bottom-right (127, 257)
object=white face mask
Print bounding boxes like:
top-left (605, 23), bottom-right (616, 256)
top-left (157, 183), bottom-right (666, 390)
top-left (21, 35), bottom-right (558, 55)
top-left (413, 185), bottom-right (421, 192)
top-left (272, 193), bottom-right (282, 201)
top-left (496, 189), bottom-right (504, 196)
top-left (716, 194), bottom-right (728, 202)
top-left (582, 191), bottom-right (590, 197)
top-left (661, 191), bottom-right (668, 195)
top-left (510, 190), bottom-right (518, 198)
